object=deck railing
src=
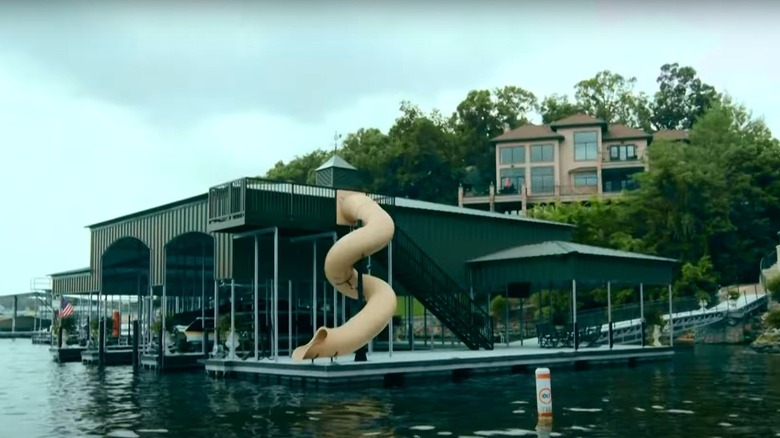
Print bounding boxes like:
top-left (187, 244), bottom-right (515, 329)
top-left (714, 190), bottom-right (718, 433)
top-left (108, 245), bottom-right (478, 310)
top-left (207, 177), bottom-right (396, 231)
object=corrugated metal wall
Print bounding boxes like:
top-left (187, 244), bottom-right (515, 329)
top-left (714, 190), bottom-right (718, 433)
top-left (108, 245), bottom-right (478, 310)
top-left (469, 255), bottom-right (674, 292)
top-left (392, 207), bottom-right (573, 287)
top-left (52, 272), bottom-right (97, 294)
top-left (90, 199), bottom-right (234, 287)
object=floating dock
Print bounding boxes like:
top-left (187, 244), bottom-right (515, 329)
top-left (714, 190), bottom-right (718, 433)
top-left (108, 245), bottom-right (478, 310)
top-left (204, 343), bottom-right (673, 389)
top-left (49, 346), bottom-right (86, 363)
top-left (81, 348), bottom-right (134, 366)
top-left (140, 352), bottom-right (206, 372)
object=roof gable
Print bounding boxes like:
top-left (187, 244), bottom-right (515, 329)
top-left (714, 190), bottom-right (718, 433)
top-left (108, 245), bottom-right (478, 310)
top-left (315, 154), bottom-right (358, 171)
top-left (468, 240), bottom-right (677, 264)
top-left (653, 129), bottom-right (689, 141)
top-left (550, 114), bottom-right (607, 129)
top-left (492, 124), bottom-right (564, 143)
top-left (604, 124), bottom-right (652, 141)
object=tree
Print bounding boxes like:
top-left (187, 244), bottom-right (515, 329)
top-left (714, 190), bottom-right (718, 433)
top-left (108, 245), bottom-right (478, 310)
top-left (574, 70), bottom-right (652, 130)
top-left (673, 255), bottom-right (719, 298)
top-left (528, 199), bottom-right (645, 252)
top-left (539, 94), bottom-right (583, 124)
top-left (449, 86), bottom-right (538, 185)
top-left (629, 99), bottom-right (780, 284)
top-left (651, 62), bottom-right (719, 130)
top-left (693, 98), bottom-right (780, 283)
top-left (265, 149), bottom-right (332, 184)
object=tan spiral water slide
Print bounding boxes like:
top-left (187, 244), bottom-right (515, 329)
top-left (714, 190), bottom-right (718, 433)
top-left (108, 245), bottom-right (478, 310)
top-left (291, 190), bottom-right (397, 361)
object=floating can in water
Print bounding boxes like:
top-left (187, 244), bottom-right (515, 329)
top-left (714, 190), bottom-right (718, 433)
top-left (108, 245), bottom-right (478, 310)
top-left (535, 367), bottom-right (553, 426)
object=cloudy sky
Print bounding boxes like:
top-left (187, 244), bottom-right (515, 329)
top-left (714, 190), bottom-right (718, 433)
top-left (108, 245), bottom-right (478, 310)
top-left (0, 1), bottom-right (777, 294)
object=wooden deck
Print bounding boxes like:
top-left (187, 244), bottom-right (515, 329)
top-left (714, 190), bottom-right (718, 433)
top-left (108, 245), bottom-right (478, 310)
top-left (204, 343), bottom-right (673, 389)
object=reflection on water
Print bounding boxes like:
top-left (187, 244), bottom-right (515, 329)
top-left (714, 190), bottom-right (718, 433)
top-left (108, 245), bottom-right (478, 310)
top-left (1, 340), bottom-right (779, 437)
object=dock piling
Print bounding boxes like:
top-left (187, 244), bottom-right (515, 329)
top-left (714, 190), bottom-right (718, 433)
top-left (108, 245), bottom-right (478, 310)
top-left (132, 320), bottom-right (140, 370)
top-left (98, 319), bottom-right (106, 365)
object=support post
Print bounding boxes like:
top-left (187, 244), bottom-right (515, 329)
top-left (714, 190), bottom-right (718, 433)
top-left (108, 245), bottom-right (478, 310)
top-left (98, 318), bottom-right (106, 366)
top-left (213, 280), bottom-right (219, 355)
top-left (607, 281), bottom-right (613, 349)
top-left (367, 255), bottom-right (373, 355)
top-left (504, 284), bottom-right (509, 347)
top-left (639, 283), bottom-right (645, 347)
top-left (668, 284), bottom-right (674, 346)
top-left (11, 295), bottom-right (17, 333)
top-left (313, 241), bottom-right (318, 337)
top-left (273, 228), bottom-right (279, 361)
top-left (132, 319), bottom-right (140, 370)
top-left (354, 222), bottom-right (368, 362)
top-left (229, 279), bottom-right (236, 360)
top-left (572, 279), bottom-right (578, 351)
top-left (57, 312), bottom-right (63, 348)
top-left (288, 280), bottom-right (293, 357)
top-left (254, 235), bottom-right (259, 360)
top-left (162, 284), bottom-right (167, 359)
top-left (388, 240), bottom-right (394, 357)
top-left (201, 243), bottom-right (207, 355)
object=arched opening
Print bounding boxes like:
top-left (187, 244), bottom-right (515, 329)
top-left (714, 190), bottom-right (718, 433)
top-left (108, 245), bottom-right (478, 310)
top-left (100, 237), bottom-right (151, 349)
top-left (162, 232), bottom-right (215, 355)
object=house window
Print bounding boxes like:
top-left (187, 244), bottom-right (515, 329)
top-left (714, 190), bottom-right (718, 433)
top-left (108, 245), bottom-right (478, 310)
top-left (609, 144), bottom-right (637, 161)
top-left (574, 131), bottom-right (598, 161)
top-left (531, 166), bottom-right (555, 193)
top-left (530, 144), bottom-right (554, 163)
top-left (499, 146), bottom-right (525, 165)
top-left (573, 172), bottom-right (598, 187)
top-left (499, 168), bottom-right (525, 193)
top-left (604, 178), bottom-right (638, 192)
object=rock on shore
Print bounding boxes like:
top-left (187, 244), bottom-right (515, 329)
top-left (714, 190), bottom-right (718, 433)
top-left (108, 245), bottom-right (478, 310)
top-left (751, 329), bottom-right (780, 354)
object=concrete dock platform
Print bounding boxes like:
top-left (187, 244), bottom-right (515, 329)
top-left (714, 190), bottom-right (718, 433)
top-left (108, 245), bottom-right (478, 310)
top-left (204, 343), bottom-right (673, 389)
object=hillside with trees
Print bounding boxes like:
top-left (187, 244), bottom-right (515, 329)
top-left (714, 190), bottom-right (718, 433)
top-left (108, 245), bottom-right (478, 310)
top-left (264, 63), bottom-right (780, 293)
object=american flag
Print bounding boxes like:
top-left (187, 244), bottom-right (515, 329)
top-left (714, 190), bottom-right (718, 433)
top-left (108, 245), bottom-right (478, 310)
top-left (60, 298), bottom-right (75, 319)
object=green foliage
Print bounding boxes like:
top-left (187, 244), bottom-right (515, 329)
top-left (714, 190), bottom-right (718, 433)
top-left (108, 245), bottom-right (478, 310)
top-left (652, 63), bottom-right (719, 130)
top-left (490, 295), bottom-right (507, 319)
top-left (264, 63), bottom-right (780, 288)
top-left (764, 310), bottom-right (780, 330)
top-left (766, 275), bottom-right (780, 301)
top-left (531, 290), bottom-right (571, 325)
top-left (644, 308), bottom-right (663, 327)
top-left (674, 256), bottom-right (718, 298)
top-left (53, 316), bottom-right (76, 335)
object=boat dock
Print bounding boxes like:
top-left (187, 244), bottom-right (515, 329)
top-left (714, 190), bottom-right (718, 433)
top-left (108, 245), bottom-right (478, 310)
top-left (204, 343), bottom-right (673, 389)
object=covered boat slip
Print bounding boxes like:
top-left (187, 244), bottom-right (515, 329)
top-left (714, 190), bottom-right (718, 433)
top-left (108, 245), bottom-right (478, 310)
top-left (47, 155), bottom-right (678, 378)
top-left (467, 241), bottom-right (679, 350)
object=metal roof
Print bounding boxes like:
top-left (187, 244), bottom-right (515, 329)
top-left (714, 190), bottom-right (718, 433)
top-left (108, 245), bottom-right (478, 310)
top-left (467, 240), bottom-right (678, 264)
top-left (393, 197), bottom-right (574, 228)
top-left (49, 267), bottom-right (91, 278)
top-left (315, 155), bottom-right (357, 171)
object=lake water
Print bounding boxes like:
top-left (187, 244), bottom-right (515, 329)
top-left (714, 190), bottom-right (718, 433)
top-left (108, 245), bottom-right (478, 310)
top-left (1, 340), bottom-right (778, 437)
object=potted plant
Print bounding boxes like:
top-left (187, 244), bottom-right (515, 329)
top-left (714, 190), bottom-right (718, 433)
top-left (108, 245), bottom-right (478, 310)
top-left (644, 308), bottom-right (663, 346)
top-left (53, 317), bottom-right (76, 347)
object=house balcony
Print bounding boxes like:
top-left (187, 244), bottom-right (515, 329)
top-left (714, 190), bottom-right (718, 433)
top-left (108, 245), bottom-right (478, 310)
top-left (207, 177), bottom-right (396, 233)
top-left (459, 183), bottom-right (627, 210)
top-left (601, 155), bottom-right (646, 170)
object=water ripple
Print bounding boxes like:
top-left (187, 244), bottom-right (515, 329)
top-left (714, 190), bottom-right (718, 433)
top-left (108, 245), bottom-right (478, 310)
top-left (1, 341), bottom-right (779, 437)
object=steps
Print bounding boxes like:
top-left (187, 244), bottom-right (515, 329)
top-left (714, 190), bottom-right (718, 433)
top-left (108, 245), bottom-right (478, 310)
top-left (373, 226), bottom-right (493, 350)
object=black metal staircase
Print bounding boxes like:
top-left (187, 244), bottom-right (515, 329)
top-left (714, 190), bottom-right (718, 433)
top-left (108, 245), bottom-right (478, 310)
top-left (373, 226), bottom-right (494, 350)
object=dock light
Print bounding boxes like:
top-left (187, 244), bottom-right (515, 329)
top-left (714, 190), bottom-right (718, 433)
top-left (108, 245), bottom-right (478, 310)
top-left (535, 367), bottom-right (553, 427)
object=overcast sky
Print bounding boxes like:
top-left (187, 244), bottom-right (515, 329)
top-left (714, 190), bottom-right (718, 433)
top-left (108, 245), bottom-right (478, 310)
top-left (0, 1), bottom-right (777, 294)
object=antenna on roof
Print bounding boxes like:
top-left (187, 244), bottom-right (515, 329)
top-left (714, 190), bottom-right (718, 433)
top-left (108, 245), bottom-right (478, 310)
top-left (333, 131), bottom-right (342, 154)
